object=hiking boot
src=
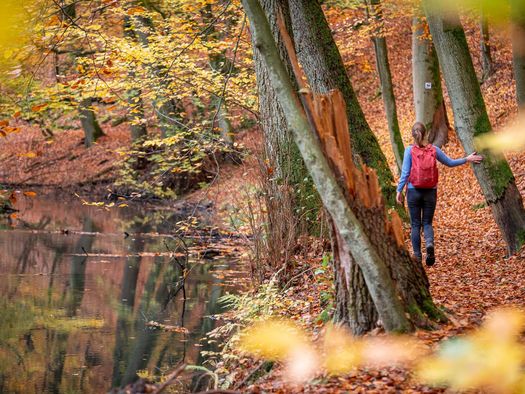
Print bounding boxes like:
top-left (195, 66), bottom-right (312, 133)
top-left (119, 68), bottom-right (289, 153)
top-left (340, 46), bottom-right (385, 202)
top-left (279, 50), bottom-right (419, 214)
top-left (426, 245), bottom-right (435, 267)
top-left (413, 254), bottom-right (422, 264)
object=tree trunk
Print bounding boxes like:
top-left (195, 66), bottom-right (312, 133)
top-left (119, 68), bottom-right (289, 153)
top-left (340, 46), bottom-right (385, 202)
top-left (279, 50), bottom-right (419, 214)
top-left (213, 95), bottom-right (235, 146)
top-left (243, 0), bottom-right (417, 333)
top-left (79, 98), bottom-right (105, 148)
top-left (283, 0), bottom-right (442, 333)
top-left (332, 224), bottom-right (377, 335)
top-left (412, 15), bottom-right (450, 148)
top-left (129, 9), bottom-right (183, 137)
top-left (251, 0), bottom-right (321, 259)
top-left (424, 1), bottom-right (525, 254)
top-left (511, 0), bottom-right (525, 108)
top-left (60, 2), bottom-right (105, 147)
top-left (123, 14), bottom-right (148, 141)
top-left (287, 0), bottom-right (398, 206)
top-left (367, 0), bottom-right (404, 172)
top-left (480, 9), bottom-right (494, 83)
top-left (203, 4), bottom-right (236, 147)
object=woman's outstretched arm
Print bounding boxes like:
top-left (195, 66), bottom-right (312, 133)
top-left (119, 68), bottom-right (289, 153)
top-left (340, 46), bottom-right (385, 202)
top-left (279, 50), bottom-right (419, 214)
top-left (435, 146), bottom-right (483, 167)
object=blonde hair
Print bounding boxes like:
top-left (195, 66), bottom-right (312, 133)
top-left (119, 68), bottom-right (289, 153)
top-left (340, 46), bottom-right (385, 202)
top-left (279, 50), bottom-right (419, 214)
top-left (412, 122), bottom-right (426, 147)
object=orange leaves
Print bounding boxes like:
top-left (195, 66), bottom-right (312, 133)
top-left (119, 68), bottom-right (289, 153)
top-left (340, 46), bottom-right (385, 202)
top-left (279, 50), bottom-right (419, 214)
top-left (126, 6), bottom-right (147, 15)
top-left (31, 103), bottom-right (47, 112)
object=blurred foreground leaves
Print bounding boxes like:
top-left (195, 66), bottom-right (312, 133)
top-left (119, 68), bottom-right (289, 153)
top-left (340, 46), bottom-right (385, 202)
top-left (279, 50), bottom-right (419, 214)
top-left (239, 308), bottom-right (525, 392)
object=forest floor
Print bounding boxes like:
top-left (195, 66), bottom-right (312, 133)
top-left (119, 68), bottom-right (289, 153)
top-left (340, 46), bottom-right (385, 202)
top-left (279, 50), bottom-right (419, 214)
top-left (1, 6), bottom-right (525, 394)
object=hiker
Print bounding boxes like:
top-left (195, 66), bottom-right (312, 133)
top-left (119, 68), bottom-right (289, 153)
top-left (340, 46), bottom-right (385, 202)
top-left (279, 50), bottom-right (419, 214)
top-left (396, 122), bottom-right (483, 266)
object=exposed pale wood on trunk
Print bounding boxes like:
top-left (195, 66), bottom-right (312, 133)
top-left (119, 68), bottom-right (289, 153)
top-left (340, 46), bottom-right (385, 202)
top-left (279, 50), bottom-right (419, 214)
top-left (242, 0), bottom-right (412, 332)
top-left (251, 0), bottom-right (321, 250)
top-left (287, 0), bottom-right (398, 206)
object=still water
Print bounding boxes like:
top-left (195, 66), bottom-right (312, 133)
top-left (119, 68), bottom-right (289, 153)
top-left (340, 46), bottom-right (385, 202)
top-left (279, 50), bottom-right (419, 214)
top-left (0, 194), bottom-right (246, 393)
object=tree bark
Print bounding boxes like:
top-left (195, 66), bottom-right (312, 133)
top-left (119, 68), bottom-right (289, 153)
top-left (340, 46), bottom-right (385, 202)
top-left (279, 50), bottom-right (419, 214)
top-left (424, 1), bottom-right (525, 254)
top-left (510, 0), bottom-right (525, 108)
top-left (283, 0), bottom-right (442, 333)
top-left (412, 15), bottom-right (450, 148)
top-left (79, 98), bottom-right (105, 148)
top-left (251, 0), bottom-right (321, 252)
top-left (367, 0), bottom-right (404, 172)
top-left (480, 9), bottom-right (494, 83)
top-left (129, 8), bottom-right (183, 137)
top-left (60, 2), bottom-right (105, 147)
top-left (123, 14), bottom-right (148, 141)
top-left (203, 4), bottom-right (236, 147)
top-left (243, 0), bottom-right (413, 332)
top-left (287, 0), bottom-right (398, 206)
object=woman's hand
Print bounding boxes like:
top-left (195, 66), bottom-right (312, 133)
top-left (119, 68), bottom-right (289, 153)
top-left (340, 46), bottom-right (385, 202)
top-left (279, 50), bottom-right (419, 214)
top-left (396, 191), bottom-right (404, 204)
top-left (466, 152), bottom-right (483, 163)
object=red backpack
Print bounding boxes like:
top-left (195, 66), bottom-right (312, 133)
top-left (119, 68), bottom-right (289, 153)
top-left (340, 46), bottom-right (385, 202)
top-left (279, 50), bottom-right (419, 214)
top-left (409, 144), bottom-right (438, 188)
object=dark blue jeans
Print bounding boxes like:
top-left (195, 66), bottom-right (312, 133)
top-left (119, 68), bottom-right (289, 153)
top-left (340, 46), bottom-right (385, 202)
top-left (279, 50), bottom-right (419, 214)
top-left (407, 188), bottom-right (437, 258)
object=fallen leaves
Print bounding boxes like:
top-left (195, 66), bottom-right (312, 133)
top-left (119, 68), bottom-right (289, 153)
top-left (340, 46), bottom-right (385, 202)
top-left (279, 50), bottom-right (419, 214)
top-left (146, 321), bottom-right (189, 334)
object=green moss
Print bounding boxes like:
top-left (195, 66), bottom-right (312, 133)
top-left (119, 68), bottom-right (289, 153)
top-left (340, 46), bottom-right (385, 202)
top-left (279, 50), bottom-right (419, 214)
top-left (517, 229), bottom-right (525, 250)
top-left (473, 112), bottom-right (491, 137)
top-left (302, 0), bottom-right (401, 217)
top-left (421, 298), bottom-right (448, 323)
top-left (485, 157), bottom-right (514, 200)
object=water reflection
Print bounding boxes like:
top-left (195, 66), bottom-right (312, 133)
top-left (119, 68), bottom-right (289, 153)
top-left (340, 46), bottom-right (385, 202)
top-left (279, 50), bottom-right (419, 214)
top-left (0, 196), bottom-right (245, 393)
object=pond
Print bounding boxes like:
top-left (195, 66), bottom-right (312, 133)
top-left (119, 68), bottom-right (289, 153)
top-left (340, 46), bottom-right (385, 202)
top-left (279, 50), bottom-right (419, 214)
top-left (0, 193), bottom-right (247, 393)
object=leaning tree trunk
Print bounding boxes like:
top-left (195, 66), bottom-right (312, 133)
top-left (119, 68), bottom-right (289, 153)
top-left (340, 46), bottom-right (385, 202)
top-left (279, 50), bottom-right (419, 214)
top-left (251, 0), bottom-right (321, 260)
top-left (367, 0), bottom-right (404, 172)
top-left (480, 8), bottom-right (494, 83)
top-left (287, 0), bottom-right (397, 207)
top-left (412, 14), bottom-right (450, 148)
top-left (242, 0), bottom-right (412, 332)
top-left (511, 0), bottom-right (525, 108)
top-left (424, 0), bottom-right (525, 254)
top-left (79, 98), bottom-right (105, 148)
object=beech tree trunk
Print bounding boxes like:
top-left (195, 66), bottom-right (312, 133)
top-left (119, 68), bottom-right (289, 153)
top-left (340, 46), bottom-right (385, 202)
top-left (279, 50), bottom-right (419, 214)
top-left (203, 4), bottom-right (236, 147)
top-left (511, 0), bottom-right (525, 108)
top-left (60, 2), bottom-right (105, 147)
top-left (480, 9), bottom-right (494, 83)
top-left (242, 0), bottom-right (412, 332)
top-left (251, 0), bottom-right (321, 251)
top-left (79, 98), bottom-right (105, 148)
top-left (287, 0), bottom-right (398, 206)
top-left (412, 15), bottom-right (450, 148)
top-left (367, 0), bottom-right (404, 172)
top-left (129, 9), bottom-right (182, 137)
top-left (424, 1), bottom-right (525, 254)
top-left (124, 14), bottom-right (148, 141)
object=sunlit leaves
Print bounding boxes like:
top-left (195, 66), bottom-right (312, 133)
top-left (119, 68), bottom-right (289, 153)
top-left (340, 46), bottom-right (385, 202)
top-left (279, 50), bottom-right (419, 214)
top-left (416, 308), bottom-right (525, 392)
top-left (239, 308), bottom-right (525, 391)
top-left (475, 111), bottom-right (525, 154)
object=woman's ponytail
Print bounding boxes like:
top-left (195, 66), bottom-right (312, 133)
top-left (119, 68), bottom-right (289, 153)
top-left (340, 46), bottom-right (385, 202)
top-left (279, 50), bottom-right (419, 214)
top-left (412, 122), bottom-right (426, 147)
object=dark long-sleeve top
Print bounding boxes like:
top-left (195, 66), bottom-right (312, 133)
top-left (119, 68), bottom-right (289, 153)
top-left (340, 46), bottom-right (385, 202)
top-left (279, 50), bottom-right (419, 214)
top-left (396, 145), bottom-right (467, 193)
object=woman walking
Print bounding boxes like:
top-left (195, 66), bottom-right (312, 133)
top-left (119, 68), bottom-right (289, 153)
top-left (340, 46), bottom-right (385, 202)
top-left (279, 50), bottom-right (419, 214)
top-left (396, 122), bottom-right (483, 266)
